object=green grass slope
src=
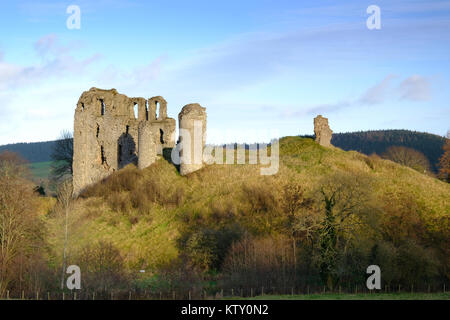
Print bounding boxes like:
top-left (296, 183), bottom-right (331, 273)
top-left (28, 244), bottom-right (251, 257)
top-left (46, 137), bottom-right (450, 275)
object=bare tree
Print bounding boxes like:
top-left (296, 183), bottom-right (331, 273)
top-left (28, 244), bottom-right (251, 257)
top-left (0, 152), bottom-right (43, 297)
top-left (56, 180), bottom-right (73, 290)
top-left (382, 146), bottom-right (432, 174)
top-left (51, 130), bottom-right (74, 183)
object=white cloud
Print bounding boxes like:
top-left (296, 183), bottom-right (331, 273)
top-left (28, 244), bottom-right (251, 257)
top-left (398, 75), bottom-right (431, 101)
top-left (359, 75), bottom-right (397, 105)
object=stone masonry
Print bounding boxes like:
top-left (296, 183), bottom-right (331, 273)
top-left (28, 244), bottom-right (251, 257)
top-left (178, 103), bottom-right (207, 175)
top-left (314, 115), bottom-right (333, 147)
top-left (73, 88), bottom-right (176, 196)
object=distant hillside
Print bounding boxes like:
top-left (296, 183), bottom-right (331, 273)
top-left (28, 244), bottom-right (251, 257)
top-left (0, 130), bottom-right (446, 172)
top-left (0, 140), bottom-right (56, 163)
top-left (331, 130), bottom-right (446, 172)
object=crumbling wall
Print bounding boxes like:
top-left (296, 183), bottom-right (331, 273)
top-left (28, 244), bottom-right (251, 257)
top-left (178, 103), bottom-right (207, 176)
top-left (73, 88), bottom-right (176, 196)
top-left (314, 115), bottom-right (333, 147)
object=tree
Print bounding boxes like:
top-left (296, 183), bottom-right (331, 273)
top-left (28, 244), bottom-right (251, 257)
top-left (381, 146), bottom-right (432, 174)
top-left (281, 182), bottom-right (314, 273)
top-left (438, 131), bottom-right (450, 182)
top-left (56, 180), bottom-right (73, 290)
top-left (0, 152), bottom-right (45, 297)
top-left (50, 130), bottom-right (73, 183)
top-left (314, 172), bottom-right (375, 289)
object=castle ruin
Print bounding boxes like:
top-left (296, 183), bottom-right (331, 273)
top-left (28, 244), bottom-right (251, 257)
top-left (73, 88), bottom-right (206, 196)
top-left (314, 115), bottom-right (333, 147)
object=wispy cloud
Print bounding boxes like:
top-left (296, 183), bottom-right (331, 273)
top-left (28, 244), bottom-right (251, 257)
top-left (0, 34), bottom-right (101, 90)
top-left (278, 74), bottom-right (433, 118)
top-left (398, 75), bottom-right (431, 101)
top-left (359, 74), bottom-right (397, 105)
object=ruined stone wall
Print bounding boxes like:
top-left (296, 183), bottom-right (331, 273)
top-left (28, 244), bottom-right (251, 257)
top-left (73, 88), bottom-right (176, 196)
top-left (178, 103), bottom-right (207, 176)
top-left (314, 115), bottom-right (333, 147)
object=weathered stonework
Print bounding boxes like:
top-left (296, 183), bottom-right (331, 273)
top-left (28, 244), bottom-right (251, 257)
top-left (73, 88), bottom-right (176, 196)
top-left (314, 115), bottom-right (333, 147)
top-left (178, 103), bottom-right (207, 175)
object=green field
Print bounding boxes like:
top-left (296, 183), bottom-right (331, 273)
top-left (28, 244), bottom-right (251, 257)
top-left (233, 292), bottom-right (450, 300)
top-left (28, 161), bottom-right (52, 180)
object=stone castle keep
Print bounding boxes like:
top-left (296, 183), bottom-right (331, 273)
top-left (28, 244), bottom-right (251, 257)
top-left (73, 88), bottom-right (332, 196)
top-left (73, 88), bottom-right (207, 196)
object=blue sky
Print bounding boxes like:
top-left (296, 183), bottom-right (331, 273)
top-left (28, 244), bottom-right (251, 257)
top-left (0, 0), bottom-right (449, 145)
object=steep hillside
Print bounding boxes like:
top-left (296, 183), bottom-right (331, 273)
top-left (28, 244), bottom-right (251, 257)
top-left (46, 137), bottom-right (450, 283)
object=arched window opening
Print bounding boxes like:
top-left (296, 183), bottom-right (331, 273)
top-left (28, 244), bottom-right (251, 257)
top-left (133, 103), bottom-right (138, 119)
top-left (100, 99), bottom-right (105, 115)
top-left (155, 101), bottom-right (159, 120)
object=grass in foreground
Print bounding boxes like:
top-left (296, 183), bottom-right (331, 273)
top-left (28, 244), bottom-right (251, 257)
top-left (230, 292), bottom-right (450, 300)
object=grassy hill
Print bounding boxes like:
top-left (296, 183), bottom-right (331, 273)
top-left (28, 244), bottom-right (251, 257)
top-left (44, 136), bottom-right (449, 291)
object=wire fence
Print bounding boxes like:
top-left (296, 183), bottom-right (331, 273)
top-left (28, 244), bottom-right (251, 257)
top-left (3, 283), bottom-right (448, 300)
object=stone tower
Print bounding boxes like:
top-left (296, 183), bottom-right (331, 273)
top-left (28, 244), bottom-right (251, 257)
top-left (73, 88), bottom-right (176, 196)
top-left (314, 115), bottom-right (333, 147)
top-left (178, 103), bottom-right (207, 175)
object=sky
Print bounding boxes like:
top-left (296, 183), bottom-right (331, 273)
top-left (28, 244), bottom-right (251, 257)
top-left (0, 0), bottom-right (449, 145)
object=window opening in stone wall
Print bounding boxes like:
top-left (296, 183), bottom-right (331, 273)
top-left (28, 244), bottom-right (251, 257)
top-left (101, 146), bottom-right (106, 164)
top-left (145, 100), bottom-right (149, 121)
top-left (134, 103), bottom-right (138, 119)
top-left (155, 101), bottom-right (159, 120)
top-left (126, 125), bottom-right (129, 136)
top-left (96, 124), bottom-right (100, 138)
top-left (160, 129), bottom-right (164, 144)
top-left (100, 99), bottom-right (105, 115)
top-left (118, 144), bottom-right (122, 163)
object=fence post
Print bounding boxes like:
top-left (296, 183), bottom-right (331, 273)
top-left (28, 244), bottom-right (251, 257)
top-left (62, 292), bottom-right (65, 301)
top-left (74, 292), bottom-right (77, 300)
top-left (173, 291), bottom-right (176, 300)
top-left (307, 285), bottom-right (310, 295)
top-left (291, 287), bottom-right (294, 296)
top-left (22, 290), bottom-right (24, 300)
top-left (355, 285), bottom-right (358, 294)
top-left (398, 284), bottom-right (401, 293)
top-left (129, 291), bottom-right (132, 300)
top-left (231, 288), bottom-right (234, 297)
top-left (48, 292), bottom-right (50, 300)
top-left (93, 292), bottom-right (95, 300)
top-left (36, 291), bottom-right (39, 300)
top-left (261, 286), bottom-right (264, 296)
top-left (6, 290), bottom-right (9, 300)
top-left (160, 291), bottom-right (162, 300)
top-left (111, 291), bottom-right (114, 300)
